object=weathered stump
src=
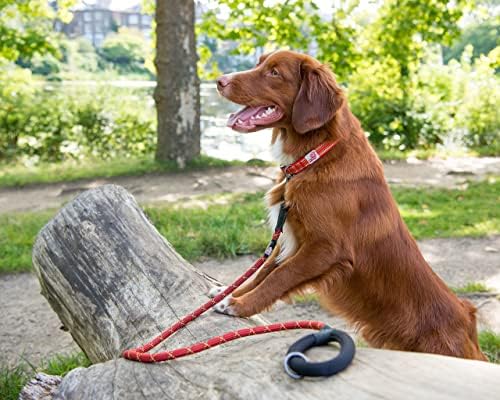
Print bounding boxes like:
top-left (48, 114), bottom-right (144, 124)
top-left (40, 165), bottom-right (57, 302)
top-left (22, 185), bottom-right (500, 399)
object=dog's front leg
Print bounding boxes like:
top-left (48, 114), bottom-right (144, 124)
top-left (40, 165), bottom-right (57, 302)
top-left (208, 244), bottom-right (281, 299)
top-left (214, 241), bottom-right (353, 317)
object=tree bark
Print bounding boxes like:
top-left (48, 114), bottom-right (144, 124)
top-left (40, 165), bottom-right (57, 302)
top-left (154, 0), bottom-right (200, 166)
top-left (23, 185), bottom-right (500, 400)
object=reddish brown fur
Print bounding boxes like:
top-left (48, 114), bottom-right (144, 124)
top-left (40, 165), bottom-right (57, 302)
top-left (218, 50), bottom-right (487, 361)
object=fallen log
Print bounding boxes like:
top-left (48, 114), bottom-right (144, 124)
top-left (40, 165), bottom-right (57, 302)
top-left (23, 184), bottom-right (500, 399)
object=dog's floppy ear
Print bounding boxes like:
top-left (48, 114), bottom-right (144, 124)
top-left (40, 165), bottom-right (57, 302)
top-left (292, 63), bottom-right (344, 134)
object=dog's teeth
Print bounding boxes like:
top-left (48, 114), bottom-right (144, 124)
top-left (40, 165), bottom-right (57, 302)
top-left (237, 118), bottom-right (242, 123)
top-left (256, 115), bottom-right (261, 119)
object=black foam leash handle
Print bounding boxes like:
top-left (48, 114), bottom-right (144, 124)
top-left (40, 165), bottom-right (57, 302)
top-left (284, 327), bottom-right (356, 378)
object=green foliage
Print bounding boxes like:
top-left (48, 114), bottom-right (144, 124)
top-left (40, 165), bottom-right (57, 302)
top-left (348, 45), bottom-right (499, 150)
top-left (0, 78), bottom-right (156, 162)
top-left (443, 22), bottom-right (500, 64)
top-left (1, 179), bottom-right (498, 274)
top-left (0, 64), bottom-right (35, 158)
top-left (345, 0), bottom-right (479, 150)
top-left (99, 28), bottom-right (152, 75)
top-left (459, 49), bottom-right (500, 148)
top-left (198, 0), bottom-right (359, 81)
top-left (0, 352), bottom-right (90, 400)
top-left (370, 0), bottom-right (469, 77)
top-left (0, 0), bottom-right (74, 62)
top-left (415, 46), bottom-right (499, 150)
top-left (348, 58), bottom-right (444, 150)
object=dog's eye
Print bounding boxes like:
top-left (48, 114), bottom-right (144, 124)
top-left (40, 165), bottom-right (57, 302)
top-left (269, 68), bottom-right (280, 77)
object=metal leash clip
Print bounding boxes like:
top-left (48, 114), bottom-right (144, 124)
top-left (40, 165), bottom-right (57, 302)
top-left (283, 326), bottom-right (356, 379)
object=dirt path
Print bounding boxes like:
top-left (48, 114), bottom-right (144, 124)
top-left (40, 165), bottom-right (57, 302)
top-left (1, 157), bottom-right (499, 214)
top-left (2, 236), bottom-right (498, 367)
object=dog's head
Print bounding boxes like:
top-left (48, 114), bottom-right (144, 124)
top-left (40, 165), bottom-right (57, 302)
top-left (217, 50), bottom-right (344, 134)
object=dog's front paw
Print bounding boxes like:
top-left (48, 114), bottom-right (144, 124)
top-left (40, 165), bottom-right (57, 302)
top-left (213, 295), bottom-right (238, 316)
top-left (208, 285), bottom-right (228, 298)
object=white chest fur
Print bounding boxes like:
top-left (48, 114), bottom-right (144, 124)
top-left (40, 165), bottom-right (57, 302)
top-left (267, 196), bottom-right (297, 264)
top-left (271, 135), bottom-right (295, 166)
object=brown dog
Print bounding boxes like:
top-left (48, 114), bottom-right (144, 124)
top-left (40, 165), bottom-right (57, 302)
top-left (212, 50), bottom-right (486, 361)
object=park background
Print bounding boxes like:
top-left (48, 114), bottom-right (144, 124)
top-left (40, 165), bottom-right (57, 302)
top-left (0, 0), bottom-right (499, 398)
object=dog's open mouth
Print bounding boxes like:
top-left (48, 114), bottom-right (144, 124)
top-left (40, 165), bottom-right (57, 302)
top-left (227, 105), bottom-right (284, 133)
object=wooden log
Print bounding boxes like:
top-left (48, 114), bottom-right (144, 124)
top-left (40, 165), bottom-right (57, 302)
top-left (24, 184), bottom-right (500, 399)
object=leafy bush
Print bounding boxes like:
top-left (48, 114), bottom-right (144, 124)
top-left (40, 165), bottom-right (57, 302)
top-left (443, 22), bottom-right (499, 64)
top-left (415, 46), bottom-right (499, 151)
top-left (347, 46), bottom-right (499, 152)
top-left (0, 64), bottom-right (36, 160)
top-left (99, 28), bottom-right (151, 75)
top-left (348, 57), bottom-right (444, 150)
top-left (0, 66), bottom-right (156, 163)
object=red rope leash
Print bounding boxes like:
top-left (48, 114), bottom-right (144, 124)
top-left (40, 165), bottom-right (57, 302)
top-left (122, 140), bottom-right (340, 364)
top-left (122, 243), bottom-right (326, 363)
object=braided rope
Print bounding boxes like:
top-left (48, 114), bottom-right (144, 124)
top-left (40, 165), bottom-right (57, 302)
top-left (122, 226), bottom-right (326, 363)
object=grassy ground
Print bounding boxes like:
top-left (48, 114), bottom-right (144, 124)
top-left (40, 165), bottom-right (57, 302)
top-left (0, 179), bottom-right (498, 274)
top-left (0, 155), bottom-right (269, 188)
top-left (479, 331), bottom-right (500, 364)
top-left (0, 352), bottom-right (90, 400)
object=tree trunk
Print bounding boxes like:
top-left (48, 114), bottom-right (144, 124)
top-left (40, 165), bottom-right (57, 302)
top-left (154, 0), bottom-right (200, 167)
top-left (22, 185), bottom-right (500, 399)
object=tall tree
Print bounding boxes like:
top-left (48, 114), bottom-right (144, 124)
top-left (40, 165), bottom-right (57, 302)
top-left (154, 0), bottom-right (200, 166)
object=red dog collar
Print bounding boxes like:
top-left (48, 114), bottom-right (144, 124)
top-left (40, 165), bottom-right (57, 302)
top-left (281, 139), bottom-right (340, 178)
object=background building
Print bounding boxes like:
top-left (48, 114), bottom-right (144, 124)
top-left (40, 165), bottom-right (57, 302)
top-left (54, 0), bottom-right (152, 46)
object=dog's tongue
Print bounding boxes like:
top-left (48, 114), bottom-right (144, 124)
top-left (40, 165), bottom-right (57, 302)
top-left (227, 106), bottom-right (267, 129)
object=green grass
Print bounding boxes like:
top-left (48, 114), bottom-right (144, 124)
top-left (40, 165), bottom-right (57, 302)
top-left (479, 331), bottom-right (500, 364)
top-left (0, 155), bottom-right (265, 188)
top-left (392, 178), bottom-right (499, 239)
top-left (146, 192), bottom-right (269, 260)
top-left (0, 210), bottom-right (55, 273)
top-left (0, 180), bottom-right (498, 274)
top-left (451, 282), bottom-right (492, 295)
top-left (293, 293), bottom-right (320, 303)
top-left (0, 352), bottom-right (90, 400)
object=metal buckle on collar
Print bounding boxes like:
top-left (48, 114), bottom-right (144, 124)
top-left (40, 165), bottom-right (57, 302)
top-left (280, 165), bottom-right (294, 181)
